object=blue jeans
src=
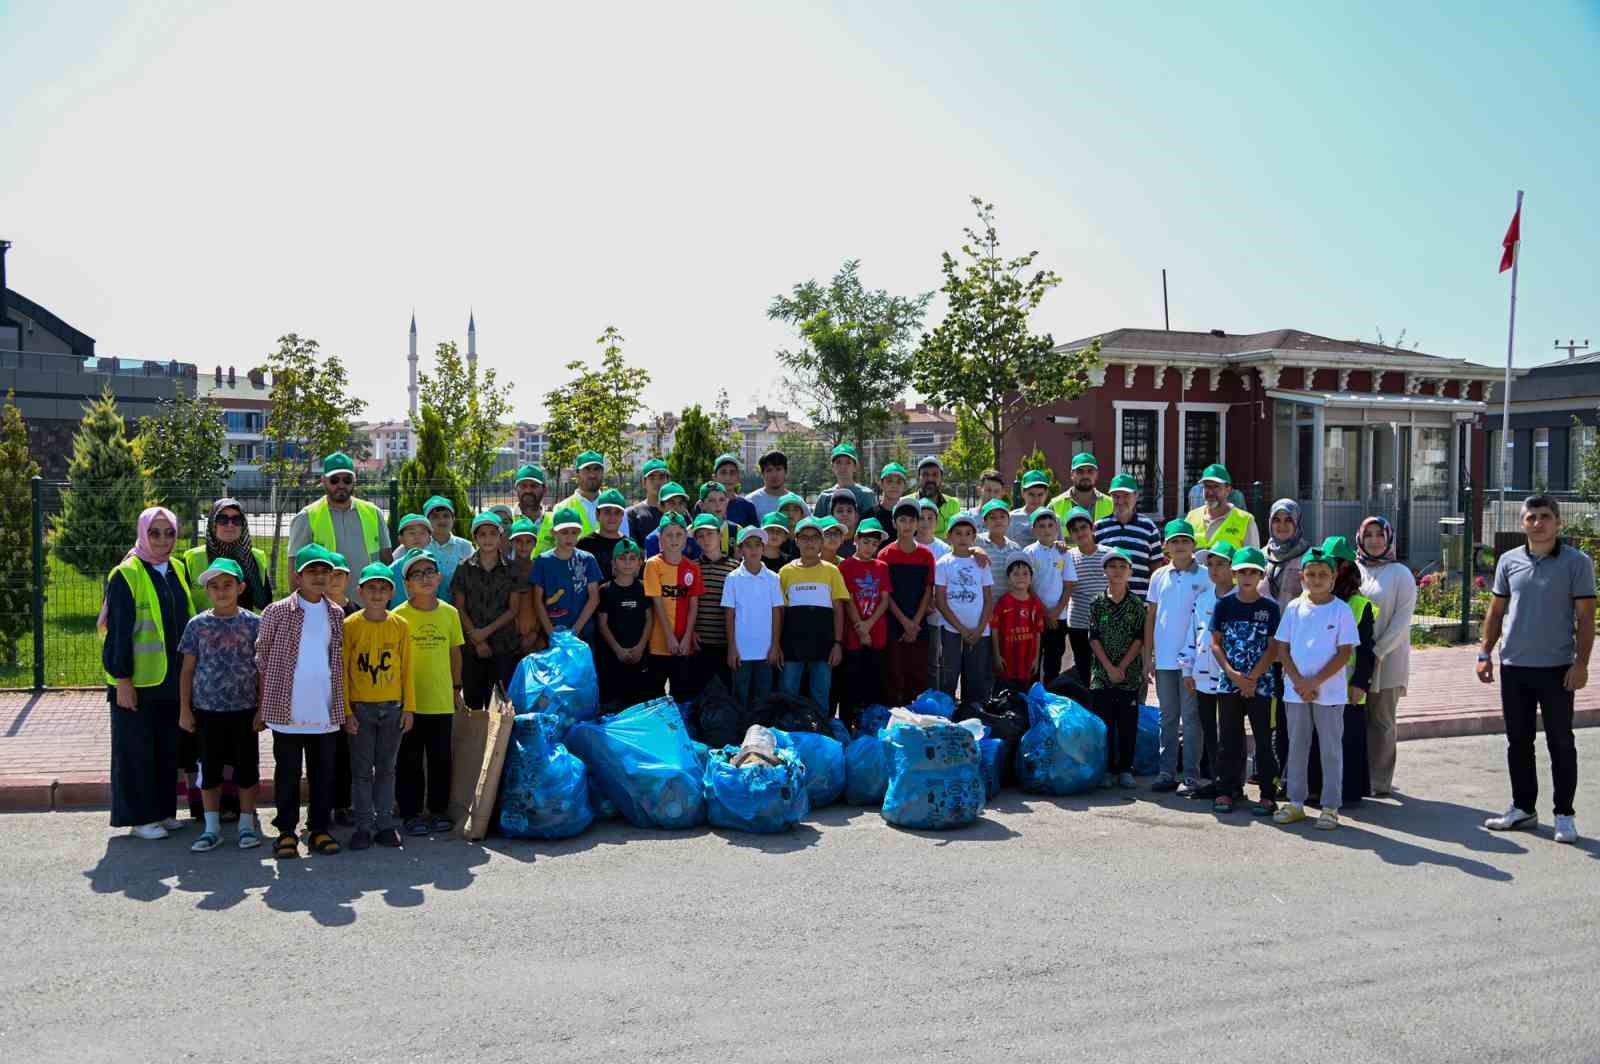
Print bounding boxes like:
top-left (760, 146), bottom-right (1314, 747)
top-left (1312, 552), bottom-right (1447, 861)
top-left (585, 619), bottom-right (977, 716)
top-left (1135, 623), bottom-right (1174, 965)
top-left (781, 659), bottom-right (831, 712)
top-left (732, 660), bottom-right (775, 706)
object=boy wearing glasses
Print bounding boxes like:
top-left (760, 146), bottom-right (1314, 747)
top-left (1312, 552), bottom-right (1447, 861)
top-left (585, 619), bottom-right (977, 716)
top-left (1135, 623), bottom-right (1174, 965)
top-left (392, 552), bottom-right (466, 837)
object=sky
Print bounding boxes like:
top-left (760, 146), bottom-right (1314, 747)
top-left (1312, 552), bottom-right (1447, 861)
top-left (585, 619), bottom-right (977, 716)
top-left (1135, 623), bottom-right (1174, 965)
top-left (3, 0), bottom-right (1597, 425)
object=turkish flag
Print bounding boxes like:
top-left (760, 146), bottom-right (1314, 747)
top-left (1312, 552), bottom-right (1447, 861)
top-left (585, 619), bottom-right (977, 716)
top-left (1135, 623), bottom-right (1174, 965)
top-left (1499, 205), bottom-right (1520, 273)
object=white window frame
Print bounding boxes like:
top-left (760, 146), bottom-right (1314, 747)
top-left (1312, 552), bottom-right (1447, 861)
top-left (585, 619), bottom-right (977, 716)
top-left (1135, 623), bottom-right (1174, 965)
top-left (1176, 401), bottom-right (1229, 494)
top-left (1113, 400), bottom-right (1169, 516)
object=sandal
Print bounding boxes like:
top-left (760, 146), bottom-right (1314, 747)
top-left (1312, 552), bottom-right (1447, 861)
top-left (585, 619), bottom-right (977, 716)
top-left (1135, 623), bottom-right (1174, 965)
top-left (1251, 798), bottom-right (1278, 817)
top-left (190, 831), bottom-right (222, 853)
top-left (307, 832), bottom-right (341, 856)
top-left (1212, 795), bottom-right (1234, 814)
top-left (273, 833), bottom-right (300, 860)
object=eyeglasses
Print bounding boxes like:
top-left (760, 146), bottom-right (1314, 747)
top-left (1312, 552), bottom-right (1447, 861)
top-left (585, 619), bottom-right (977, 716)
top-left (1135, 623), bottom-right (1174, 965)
top-left (407, 568), bottom-right (440, 579)
top-left (146, 527), bottom-right (176, 540)
top-left (215, 513), bottom-right (245, 526)
top-left (326, 476), bottom-right (355, 486)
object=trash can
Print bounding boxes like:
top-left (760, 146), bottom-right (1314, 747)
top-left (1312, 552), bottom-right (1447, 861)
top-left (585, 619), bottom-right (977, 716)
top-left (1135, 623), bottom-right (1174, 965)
top-left (1439, 516), bottom-right (1467, 574)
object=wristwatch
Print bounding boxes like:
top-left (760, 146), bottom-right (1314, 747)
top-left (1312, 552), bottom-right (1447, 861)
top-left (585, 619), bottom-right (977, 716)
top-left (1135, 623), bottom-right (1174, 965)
top-left (1477, 651), bottom-right (1491, 663)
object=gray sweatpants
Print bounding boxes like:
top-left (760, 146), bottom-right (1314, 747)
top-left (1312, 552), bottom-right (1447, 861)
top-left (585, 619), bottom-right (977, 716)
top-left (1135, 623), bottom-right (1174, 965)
top-left (349, 700), bottom-right (405, 833)
top-left (1155, 669), bottom-right (1204, 782)
top-left (1285, 701), bottom-right (1344, 810)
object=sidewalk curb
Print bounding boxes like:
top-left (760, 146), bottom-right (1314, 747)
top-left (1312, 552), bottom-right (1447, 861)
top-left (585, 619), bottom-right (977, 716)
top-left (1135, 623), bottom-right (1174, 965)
top-left (1397, 707), bottom-right (1600, 743)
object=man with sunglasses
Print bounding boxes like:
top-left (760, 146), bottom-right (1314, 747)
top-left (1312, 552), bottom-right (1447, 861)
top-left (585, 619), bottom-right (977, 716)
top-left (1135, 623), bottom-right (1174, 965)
top-left (288, 451), bottom-right (394, 597)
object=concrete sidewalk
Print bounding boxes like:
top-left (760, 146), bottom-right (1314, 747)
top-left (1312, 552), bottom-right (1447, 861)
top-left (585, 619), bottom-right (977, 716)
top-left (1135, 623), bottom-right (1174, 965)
top-left (3, 643), bottom-right (1596, 811)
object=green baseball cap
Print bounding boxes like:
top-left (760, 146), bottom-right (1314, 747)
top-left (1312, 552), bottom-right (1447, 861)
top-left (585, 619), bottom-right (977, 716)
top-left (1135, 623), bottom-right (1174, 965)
top-left (879, 462), bottom-right (909, 482)
top-left (1200, 463), bottom-right (1231, 485)
top-left (489, 504), bottom-right (513, 524)
top-left (1103, 547), bottom-right (1134, 565)
top-left (830, 443), bottom-right (859, 463)
top-left (761, 511), bottom-right (791, 532)
top-left (1301, 546), bottom-right (1337, 572)
top-left (714, 452), bottom-right (741, 471)
top-left (698, 481), bottom-right (727, 501)
top-left (327, 551), bottom-right (350, 573)
top-left (946, 512), bottom-right (978, 533)
top-left (818, 516), bottom-right (844, 534)
top-left (793, 517), bottom-right (824, 535)
top-left (660, 481), bottom-right (690, 502)
top-left (321, 452), bottom-right (355, 476)
top-left (508, 518), bottom-right (538, 540)
top-left (1070, 452), bottom-right (1099, 470)
top-left (513, 464), bottom-right (545, 487)
top-left (294, 544), bottom-right (335, 572)
top-left (575, 450), bottom-right (606, 471)
top-left (777, 492), bottom-right (807, 511)
top-left (1163, 518), bottom-right (1196, 543)
top-left (981, 499), bottom-right (1011, 519)
top-left (398, 550), bottom-right (439, 580)
top-left (1319, 534), bottom-right (1358, 564)
top-left (1021, 469), bottom-right (1051, 489)
top-left (397, 512), bottom-right (429, 533)
top-left (1202, 540), bottom-right (1237, 563)
top-left (1230, 546), bottom-right (1267, 572)
top-left (358, 562), bottom-right (395, 588)
top-left (196, 558), bottom-right (244, 586)
top-left (1063, 506), bottom-right (1094, 528)
top-left (423, 494), bottom-right (455, 515)
top-left (551, 507), bottom-right (584, 532)
top-left (596, 489), bottom-right (627, 511)
top-left (641, 458), bottom-right (670, 478)
top-left (1030, 507), bottom-right (1059, 526)
top-left (854, 517), bottom-right (886, 538)
top-left (690, 513), bottom-right (722, 534)
top-left (612, 538), bottom-right (643, 558)
top-left (1108, 474), bottom-right (1139, 494)
top-left (737, 525), bottom-right (768, 546)
top-left (471, 512), bottom-right (503, 533)
top-left (657, 511), bottom-right (688, 530)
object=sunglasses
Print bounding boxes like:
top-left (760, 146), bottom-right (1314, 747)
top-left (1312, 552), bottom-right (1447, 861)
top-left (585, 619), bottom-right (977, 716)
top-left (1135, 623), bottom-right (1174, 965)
top-left (214, 513), bottom-right (245, 526)
top-left (146, 527), bottom-right (176, 540)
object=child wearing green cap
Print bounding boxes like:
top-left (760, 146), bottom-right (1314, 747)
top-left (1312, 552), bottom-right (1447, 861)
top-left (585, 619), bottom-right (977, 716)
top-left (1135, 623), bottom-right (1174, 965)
top-left (1179, 541), bottom-right (1236, 803)
top-left (176, 559), bottom-right (264, 852)
top-left (721, 526), bottom-right (784, 706)
top-left (881, 498), bottom-right (937, 706)
top-left (760, 512), bottom-right (795, 572)
top-left (694, 482), bottom-right (737, 555)
top-left (577, 489), bottom-right (634, 585)
top-left (644, 483), bottom-right (703, 561)
top-left (933, 514), bottom-right (995, 702)
top-left (1089, 550), bottom-right (1145, 786)
top-left (627, 459), bottom-right (671, 544)
top-left (1209, 546), bottom-right (1281, 815)
top-left (837, 518), bottom-right (891, 722)
top-left (1010, 469), bottom-right (1054, 546)
top-left (341, 564), bottom-right (415, 849)
top-left (713, 453), bottom-right (759, 528)
top-left (423, 496), bottom-right (474, 594)
top-left (779, 518), bottom-right (850, 712)
top-left (867, 463), bottom-right (910, 531)
top-left (597, 538), bottom-right (655, 708)
top-left (393, 551), bottom-right (466, 837)
top-left (531, 508), bottom-right (604, 642)
top-left (690, 514), bottom-right (738, 695)
top-left (1146, 519), bottom-right (1210, 794)
top-left (452, 514), bottom-right (524, 710)
top-left (644, 513), bottom-right (704, 699)
top-left (389, 515), bottom-right (432, 607)
top-left (813, 444), bottom-right (877, 520)
top-left (980, 499), bottom-right (1026, 580)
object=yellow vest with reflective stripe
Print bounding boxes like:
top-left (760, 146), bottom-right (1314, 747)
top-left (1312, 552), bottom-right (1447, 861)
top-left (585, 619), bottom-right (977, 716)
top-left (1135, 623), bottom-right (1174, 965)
top-left (1049, 490), bottom-right (1115, 524)
top-left (101, 555), bottom-right (188, 687)
top-left (1185, 504), bottom-right (1254, 550)
top-left (306, 496), bottom-right (382, 556)
top-left (1344, 593), bottom-right (1378, 705)
top-left (180, 545), bottom-right (270, 614)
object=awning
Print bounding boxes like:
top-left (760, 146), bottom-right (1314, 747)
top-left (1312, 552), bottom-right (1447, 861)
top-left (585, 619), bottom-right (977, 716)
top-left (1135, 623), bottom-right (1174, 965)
top-left (1266, 388), bottom-right (1487, 412)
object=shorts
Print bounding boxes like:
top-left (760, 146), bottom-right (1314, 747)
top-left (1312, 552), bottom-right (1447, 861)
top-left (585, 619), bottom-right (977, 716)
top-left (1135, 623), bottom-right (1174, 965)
top-left (195, 710), bottom-right (261, 790)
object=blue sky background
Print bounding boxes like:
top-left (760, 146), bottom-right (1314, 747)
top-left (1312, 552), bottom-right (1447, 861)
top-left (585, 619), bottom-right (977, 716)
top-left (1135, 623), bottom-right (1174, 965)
top-left (2, 0), bottom-right (1595, 422)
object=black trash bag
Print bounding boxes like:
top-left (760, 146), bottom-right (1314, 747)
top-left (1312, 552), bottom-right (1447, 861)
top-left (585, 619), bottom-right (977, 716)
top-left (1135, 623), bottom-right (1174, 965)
top-left (1045, 671), bottom-right (1096, 713)
top-left (695, 676), bottom-right (749, 751)
top-left (955, 690), bottom-right (1030, 786)
top-left (753, 691), bottom-right (826, 735)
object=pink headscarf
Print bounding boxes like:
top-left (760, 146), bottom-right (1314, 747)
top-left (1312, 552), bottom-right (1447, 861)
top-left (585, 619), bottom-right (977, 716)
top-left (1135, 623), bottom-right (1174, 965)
top-left (98, 506), bottom-right (179, 630)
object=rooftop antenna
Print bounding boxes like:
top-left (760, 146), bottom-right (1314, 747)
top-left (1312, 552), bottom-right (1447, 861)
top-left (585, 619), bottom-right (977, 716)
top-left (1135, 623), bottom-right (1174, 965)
top-left (1555, 338), bottom-right (1590, 361)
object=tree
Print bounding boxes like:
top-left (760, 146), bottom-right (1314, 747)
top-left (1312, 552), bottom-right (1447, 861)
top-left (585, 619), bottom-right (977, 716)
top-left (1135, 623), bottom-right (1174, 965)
top-left (768, 260), bottom-right (931, 446)
top-left (940, 406), bottom-right (994, 505)
top-left (1016, 446), bottom-right (1061, 496)
top-left (0, 394), bottom-right (41, 665)
top-left (52, 389), bottom-right (151, 581)
top-left (773, 430), bottom-right (831, 498)
top-left (667, 405), bottom-right (726, 492)
top-left (543, 327), bottom-right (651, 489)
top-left (258, 334), bottom-right (369, 572)
top-left (416, 340), bottom-right (514, 499)
top-left (135, 383), bottom-right (231, 540)
top-left (397, 408), bottom-right (471, 537)
top-left (912, 196), bottom-right (1100, 462)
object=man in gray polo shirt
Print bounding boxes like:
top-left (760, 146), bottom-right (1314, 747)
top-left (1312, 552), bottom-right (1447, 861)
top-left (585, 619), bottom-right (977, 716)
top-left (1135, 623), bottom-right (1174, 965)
top-left (1476, 493), bottom-right (1595, 843)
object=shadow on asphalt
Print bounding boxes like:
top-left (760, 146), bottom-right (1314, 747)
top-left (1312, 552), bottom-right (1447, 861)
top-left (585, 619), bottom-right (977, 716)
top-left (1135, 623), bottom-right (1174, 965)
top-left (1349, 791), bottom-right (1533, 857)
top-left (1289, 820), bottom-right (1515, 882)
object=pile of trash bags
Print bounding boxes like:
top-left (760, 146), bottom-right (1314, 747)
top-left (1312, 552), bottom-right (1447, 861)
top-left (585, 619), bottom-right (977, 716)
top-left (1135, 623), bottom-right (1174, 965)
top-left (1018, 682), bottom-right (1107, 796)
top-left (956, 689), bottom-right (1029, 790)
top-left (497, 712), bottom-right (593, 840)
top-left (881, 708), bottom-right (985, 830)
top-left (844, 732), bottom-right (890, 805)
top-left (508, 631), bottom-right (599, 723)
top-left (566, 698), bottom-right (706, 830)
top-left (703, 726), bottom-right (810, 834)
top-left (752, 691), bottom-right (828, 735)
top-left (691, 677), bottom-right (751, 750)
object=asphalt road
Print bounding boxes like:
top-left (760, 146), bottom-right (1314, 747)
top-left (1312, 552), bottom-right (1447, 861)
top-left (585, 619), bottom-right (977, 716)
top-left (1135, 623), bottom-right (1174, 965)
top-left (2, 732), bottom-right (1598, 1064)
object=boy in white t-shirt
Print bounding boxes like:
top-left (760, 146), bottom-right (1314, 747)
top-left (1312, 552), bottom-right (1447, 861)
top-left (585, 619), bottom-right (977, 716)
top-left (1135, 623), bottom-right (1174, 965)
top-left (1145, 519), bottom-right (1210, 793)
top-left (934, 513), bottom-right (995, 703)
top-left (1272, 546), bottom-right (1358, 830)
top-left (721, 526), bottom-right (784, 706)
top-left (1023, 508), bottom-right (1076, 684)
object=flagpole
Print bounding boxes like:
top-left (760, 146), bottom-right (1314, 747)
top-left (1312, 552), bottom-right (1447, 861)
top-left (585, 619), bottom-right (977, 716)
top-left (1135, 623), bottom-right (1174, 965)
top-left (1498, 189), bottom-right (1522, 526)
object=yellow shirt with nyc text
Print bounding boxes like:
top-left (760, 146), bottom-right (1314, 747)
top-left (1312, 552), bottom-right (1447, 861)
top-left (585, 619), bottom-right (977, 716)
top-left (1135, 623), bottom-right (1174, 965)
top-left (342, 611), bottom-right (416, 715)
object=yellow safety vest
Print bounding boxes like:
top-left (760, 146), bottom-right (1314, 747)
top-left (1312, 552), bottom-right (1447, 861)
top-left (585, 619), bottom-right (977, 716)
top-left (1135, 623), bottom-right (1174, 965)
top-left (101, 555), bottom-right (189, 687)
top-left (306, 496), bottom-right (382, 556)
top-left (180, 545), bottom-right (270, 614)
top-left (1049, 490), bottom-right (1115, 524)
top-left (535, 493), bottom-right (600, 557)
top-left (1185, 504), bottom-right (1254, 550)
top-left (1344, 593), bottom-right (1378, 705)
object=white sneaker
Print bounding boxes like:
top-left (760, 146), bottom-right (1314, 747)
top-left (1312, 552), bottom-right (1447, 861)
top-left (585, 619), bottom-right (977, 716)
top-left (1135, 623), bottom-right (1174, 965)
top-left (1484, 806), bottom-right (1537, 832)
top-left (1553, 815), bottom-right (1579, 844)
top-left (129, 823), bottom-right (169, 840)
top-left (161, 817), bottom-right (185, 831)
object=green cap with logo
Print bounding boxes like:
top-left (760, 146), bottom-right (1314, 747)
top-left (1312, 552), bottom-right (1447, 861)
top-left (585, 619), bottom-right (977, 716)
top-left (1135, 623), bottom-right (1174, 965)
top-left (551, 507), bottom-right (584, 532)
top-left (509, 518), bottom-right (538, 540)
top-left (879, 462), bottom-right (909, 482)
top-left (596, 489), bottom-right (627, 511)
top-left (1230, 545), bottom-right (1266, 572)
top-left (294, 544), bottom-right (335, 572)
top-left (470, 512), bottom-right (503, 533)
top-left (575, 451), bottom-right (605, 471)
top-left (1021, 469), bottom-right (1051, 489)
top-left (358, 562), bottom-right (395, 588)
top-left (423, 494), bottom-right (455, 515)
top-left (690, 513), bottom-right (722, 534)
top-left (659, 481), bottom-right (689, 502)
top-left (640, 458), bottom-right (670, 479)
top-left (397, 512), bottom-right (429, 533)
top-left (855, 517), bottom-right (886, 537)
top-left (1108, 474), bottom-right (1139, 494)
top-left (514, 464), bottom-right (545, 487)
top-left (699, 481), bottom-right (727, 501)
top-left (321, 452), bottom-right (355, 476)
top-left (327, 551), bottom-right (350, 573)
top-left (657, 511), bottom-right (688, 530)
top-left (761, 511), bottom-right (791, 533)
top-left (1163, 518), bottom-right (1196, 543)
top-left (196, 558), bottom-right (244, 587)
top-left (1070, 452), bottom-right (1099, 470)
top-left (981, 499), bottom-right (1011, 519)
top-left (714, 452), bottom-right (741, 471)
top-left (1202, 540), bottom-right (1237, 563)
top-left (777, 492), bottom-right (807, 511)
top-left (1200, 463), bottom-right (1231, 485)
top-left (830, 443), bottom-right (859, 464)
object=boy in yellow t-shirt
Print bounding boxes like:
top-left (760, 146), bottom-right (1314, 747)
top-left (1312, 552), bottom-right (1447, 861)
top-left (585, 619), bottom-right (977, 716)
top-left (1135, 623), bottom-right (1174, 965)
top-left (391, 552), bottom-right (466, 837)
top-left (341, 563), bottom-right (416, 849)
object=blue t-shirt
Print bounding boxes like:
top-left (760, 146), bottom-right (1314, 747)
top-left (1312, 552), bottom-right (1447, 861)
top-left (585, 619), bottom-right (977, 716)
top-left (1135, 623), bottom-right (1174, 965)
top-left (176, 609), bottom-right (262, 712)
top-left (530, 549), bottom-right (603, 637)
top-left (1210, 593), bottom-right (1281, 697)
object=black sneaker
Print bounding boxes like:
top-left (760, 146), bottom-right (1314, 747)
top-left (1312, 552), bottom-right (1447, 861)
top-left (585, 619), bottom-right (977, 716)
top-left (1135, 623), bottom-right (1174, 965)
top-left (374, 828), bottom-right (403, 848)
top-left (348, 829), bottom-right (373, 851)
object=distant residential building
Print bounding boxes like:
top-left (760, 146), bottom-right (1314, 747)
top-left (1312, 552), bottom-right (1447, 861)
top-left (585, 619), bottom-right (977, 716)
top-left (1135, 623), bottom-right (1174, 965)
top-left (197, 364), bottom-right (272, 483)
top-left (729, 406), bottom-right (813, 469)
top-left (512, 421), bottom-right (545, 467)
top-left (363, 419), bottom-right (417, 472)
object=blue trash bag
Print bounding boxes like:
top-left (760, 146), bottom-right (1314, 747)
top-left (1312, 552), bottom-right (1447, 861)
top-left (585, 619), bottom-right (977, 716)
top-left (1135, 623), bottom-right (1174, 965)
top-left (508, 630), bottom-right (600, 722)
top-left (856, 704), bottom-right (893, 738)
top-left (907, 689), bottom-right (957, 719)
top-left (881, 716), bottom-right (985, 829)
top-left (843, 732), bottom-right (890, 806)
top-left (829, 719), bottom-right (852, 746)
top-left (773, 729), bottom-right (846, 809)
top-left (565, 697), bottom-right (706, 830)
top-left (1018, 682), bottom-right (1108, 796)
top-left (1134, 704), bottom-right (1161, 776)
top-left (497, 712), bottom-right (594, 840)
top-left (703, 746), bottom-right (810, 833)
top-left (979, 737), bottom-right (1010, 802)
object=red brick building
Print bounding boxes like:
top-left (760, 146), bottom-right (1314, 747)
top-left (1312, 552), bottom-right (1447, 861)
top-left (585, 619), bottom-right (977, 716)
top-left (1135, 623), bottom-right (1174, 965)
top-left (1005, 328), bottom-right (1508, 564)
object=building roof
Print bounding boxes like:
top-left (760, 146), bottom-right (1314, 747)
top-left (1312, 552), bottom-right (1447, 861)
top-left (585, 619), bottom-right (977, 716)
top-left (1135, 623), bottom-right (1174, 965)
top-left (1056, 327), bottom-right (1499, 375)
top-left (3, 287), bottom-right (96, 357)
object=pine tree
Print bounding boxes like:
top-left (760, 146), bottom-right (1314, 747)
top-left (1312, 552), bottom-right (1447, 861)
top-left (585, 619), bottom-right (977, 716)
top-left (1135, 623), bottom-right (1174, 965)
top-left (667, 404), bottom-right (723, 493)
top-left (1016, 447), bottom-right (1061, 496)
top-left (0, 393), bottom-right (42, 666)
top-left (53, 389), bottom-right (151, 581)
top-left (397, 408), bottom-right (472, 538)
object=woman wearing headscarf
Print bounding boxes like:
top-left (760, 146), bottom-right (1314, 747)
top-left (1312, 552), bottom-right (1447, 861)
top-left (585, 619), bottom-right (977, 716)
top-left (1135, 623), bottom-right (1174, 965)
top-left (1357, 515), bottom-right (1417, 796)
top-left (181, 499), bottom-right (273, 613)
top-left (1264, 499), bottom-right (1310, 794)
top-left (101, 506), bottom-right (194, 840)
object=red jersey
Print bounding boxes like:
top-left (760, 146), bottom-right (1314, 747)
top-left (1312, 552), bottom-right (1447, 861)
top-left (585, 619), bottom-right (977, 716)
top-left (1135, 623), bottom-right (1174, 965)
top-left (992, 591), bottom-right (1046, 682)
top-left (838, 556), bottom-right (889, 650)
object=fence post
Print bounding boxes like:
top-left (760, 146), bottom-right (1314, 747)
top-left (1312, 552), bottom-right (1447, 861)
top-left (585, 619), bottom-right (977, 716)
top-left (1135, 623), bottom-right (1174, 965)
top-left (31, 475), bottom-right (45, 692)
top-left (1460, 484), bottom-right (1473, 639)
top-left (388, 478), bottom-right (400, 537)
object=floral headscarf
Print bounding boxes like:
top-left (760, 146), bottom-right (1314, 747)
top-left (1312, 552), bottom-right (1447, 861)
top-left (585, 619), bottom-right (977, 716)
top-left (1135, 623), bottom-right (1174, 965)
top-left (1357, 515), bottom-right (1396, 566)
